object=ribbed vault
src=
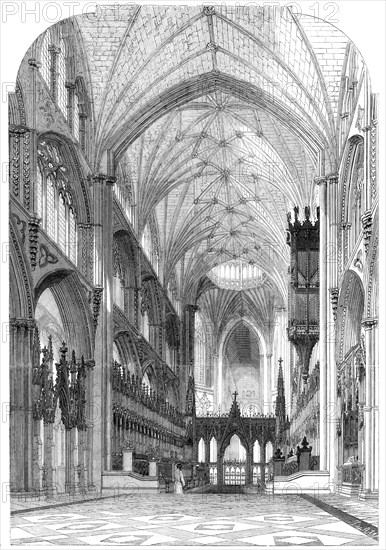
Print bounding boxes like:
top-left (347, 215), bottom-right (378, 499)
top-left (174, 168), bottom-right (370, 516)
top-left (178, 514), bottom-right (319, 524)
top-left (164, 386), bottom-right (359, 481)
top-left (71, 4), bottom-right (365, 349)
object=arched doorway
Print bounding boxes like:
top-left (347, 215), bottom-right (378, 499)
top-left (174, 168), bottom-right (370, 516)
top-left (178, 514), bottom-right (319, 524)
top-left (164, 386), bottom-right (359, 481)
top-left (223, 434), bottom-right (246, 485)
top-left (32, 271), bottom-right (93, 496)
top-left (221, 320), bottom-right (263, 412)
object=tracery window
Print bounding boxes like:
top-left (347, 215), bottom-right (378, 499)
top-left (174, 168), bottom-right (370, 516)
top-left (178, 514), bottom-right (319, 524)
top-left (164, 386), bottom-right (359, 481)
top-left (37, 139), bottom-right (78, 264)
top-left (114, 161), bottom-right (135, 226)
top-left (57, 37), bottom-right (67, 116)
top-left (39, 26), bottom-right (91, 146)
top-left (142, 224), bottom-right (152, 261)
top-left (141, 219), bottom-right (160, 274)
top-left (349, 140), bottom-right (364, 252)
top-left (41, 29), bottom-right (52, 88)
top-left (73, 93), bottom-right (80, 141)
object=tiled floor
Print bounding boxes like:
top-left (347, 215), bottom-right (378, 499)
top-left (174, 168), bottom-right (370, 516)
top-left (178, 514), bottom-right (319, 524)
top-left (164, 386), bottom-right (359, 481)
top-left (10, 491), bottom-right (379, 547)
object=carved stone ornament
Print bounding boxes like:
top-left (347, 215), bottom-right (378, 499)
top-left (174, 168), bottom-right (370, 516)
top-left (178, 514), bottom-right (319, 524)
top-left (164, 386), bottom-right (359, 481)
top-left (39, 243), bottom-right (58, 268)
top-left (32, 335), bottom-right (58, 423)
top-left (12, 213), bottom-right (26, 244)
top-left (206, 42), bottom-right (219, 52)
top-left (122, 436), bottom-right (134, 450)
top-left (329, 287), bottom-right (339, 321)
top-left (28, 215), bottom-right (41, 270)
top-left (92, 286), bottom-right (103, 328)
top-left (203, 6), bottom-right (215, 15)
top-left (55, 343), bottom-right (88, 431)
top-left (361, 210), bottom-right (372, 253)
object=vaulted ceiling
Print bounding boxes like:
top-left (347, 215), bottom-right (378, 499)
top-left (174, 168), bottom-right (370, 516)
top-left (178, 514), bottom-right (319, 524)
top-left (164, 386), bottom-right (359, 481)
top-left (73, 5), bottom-right (360, 343)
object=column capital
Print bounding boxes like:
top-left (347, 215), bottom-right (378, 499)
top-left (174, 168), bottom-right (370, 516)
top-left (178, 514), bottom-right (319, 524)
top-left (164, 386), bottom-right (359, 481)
top-left (361, 317), bottom-right (378, 329)
top-left (184, 304), bottom-right (199, 313)
top-left (9, 124), bottom-right (29, 135)
top-left (90, 173), bottom-right (116, 186)
top-left (339, 222), bottom-right (352, 230)
top-left (327, 173), bottom-right (339, 185)
top-left (28, 58), bottom-right (41, 69)
top-left (314, 176), bottom-right (328, 186)
top-left (10, 317), bottom-right (36, 331)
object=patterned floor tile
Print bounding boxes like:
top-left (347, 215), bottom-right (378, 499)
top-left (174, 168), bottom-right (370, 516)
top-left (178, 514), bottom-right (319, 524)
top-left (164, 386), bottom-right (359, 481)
top-left (245, 514), bottom-right (312, 524)
top-left (172, 519), bottom-right (262, 536)
top-left (132, 513), bottom-right (199, 524)
top-left (189, 535), bottom-right (226, 544)
top-left (9, 493), bottom-right (379, 547)
top-left (77, 531), bottom-right (178, 545)
top-left (313, 521), bottom-right (366, 535)
top-left (11, 528), bottom-right (38, 540)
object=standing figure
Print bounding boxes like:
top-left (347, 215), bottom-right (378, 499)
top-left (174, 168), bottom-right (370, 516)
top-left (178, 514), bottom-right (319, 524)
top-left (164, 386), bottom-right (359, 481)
top-left (174, 463), bottom-right (185, 495)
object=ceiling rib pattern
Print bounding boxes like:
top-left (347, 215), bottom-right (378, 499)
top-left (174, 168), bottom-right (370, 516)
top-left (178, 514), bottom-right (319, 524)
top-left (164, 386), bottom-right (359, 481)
top-left (74, 5), bottom-right (364, 344)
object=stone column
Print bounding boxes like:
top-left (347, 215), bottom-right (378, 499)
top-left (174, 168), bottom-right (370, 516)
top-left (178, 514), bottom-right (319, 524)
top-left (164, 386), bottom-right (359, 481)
top-left (123, 448), bottom-right (134, 472)
top-left (316, 176), bottom-right (328, 471)
top-left (213, 353), bottom-right (219, 409)
top-left (218, 355), bottom-right (223, 410)
top-left (263, 353), bottom-right (269, 414)
top-left (84, 360), bottom-right (95, 490)
top-left (372, 321), bottom-right (378, 492)
top-left (78, 429), bottom-right (86, 494)
top-left (149, 460), bottom-right (157, 477)
top-left (266, 353), bottom-right (273, 413)
top-left (181, 304), bottom-right (198, 410)
top-left (245, 448), bottom-right (253, 485)
top-left (362, 318), bottom-right (377, 494)
top-left (260, 442), bottom-right (266, 485)
top-left (10, 319), bottom-right (35, 491)
top-left (217, 452), bottom-right (223, 487)
top-left (91, 173), bottom-right (116, 482)
top-left (64, 428), bottom-right (77, 494)
top-left (184, 305), bottom-right (198, 375)
top-left (205, 440), bottom-right (210, 465)
top-left (43, 422), bottom-right (54, 497)
top-left (327, 174), bottom-right (339, 487)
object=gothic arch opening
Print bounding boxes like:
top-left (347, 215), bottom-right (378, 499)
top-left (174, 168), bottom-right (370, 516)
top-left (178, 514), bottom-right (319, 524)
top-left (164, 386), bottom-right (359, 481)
top-left (222, 321), bottom-right (262, 411)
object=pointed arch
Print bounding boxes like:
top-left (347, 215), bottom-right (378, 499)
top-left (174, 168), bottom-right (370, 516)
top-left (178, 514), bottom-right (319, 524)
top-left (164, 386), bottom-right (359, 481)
top-left (336, 270), bottom-right (365, 364)
top-left (34, 269), bottom-right (94, 358)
